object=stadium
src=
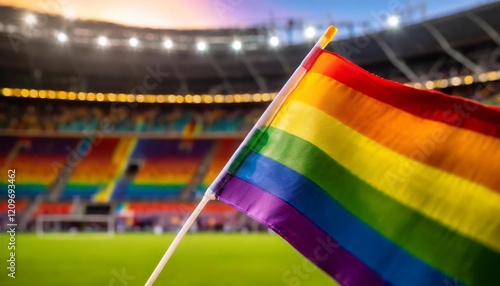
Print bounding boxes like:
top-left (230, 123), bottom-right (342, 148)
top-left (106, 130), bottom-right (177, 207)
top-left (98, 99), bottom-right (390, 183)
top-left (0, 1), bottom-right (499, 285)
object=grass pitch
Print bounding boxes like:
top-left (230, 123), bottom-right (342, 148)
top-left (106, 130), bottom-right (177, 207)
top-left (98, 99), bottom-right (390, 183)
top-left (0, 233), bottom-right (337, 285)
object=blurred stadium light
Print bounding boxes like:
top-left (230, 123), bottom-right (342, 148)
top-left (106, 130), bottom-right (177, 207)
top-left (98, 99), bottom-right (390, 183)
top-left (163, 39), bottom-right (173, 49)
top-left (97, 36), bottom-right (108, 47)
top-left (56, 32), bottom-right (68, 43)
top-left (129, 37), bottom-right (139, 47)
top-left (387, 15), bottom-right (400, 28)
top-left (269, 36), bottom-right (279, 47)
top-left (24, 13), bottom-right (36, 26)
top-left (232, 40), bottom-right (242, 51)
top-left (304, 26), bottom-right (316, 39)
top-left (196, 41), bottom-right (207, 51)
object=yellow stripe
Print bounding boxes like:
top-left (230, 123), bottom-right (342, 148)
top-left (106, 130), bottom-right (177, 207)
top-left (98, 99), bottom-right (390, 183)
top-left (293, 72), bottom-right (500, 191)
top-left (270, 100), bottom-right (500, 252)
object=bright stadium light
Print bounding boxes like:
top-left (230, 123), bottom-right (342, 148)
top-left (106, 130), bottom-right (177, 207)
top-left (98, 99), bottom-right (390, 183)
top-left (57, 32), bottom-right (68, 43)
top-left (196, 41), bottom-right (207, 51)
top-left (387, 15), bottom-right (400, 28)
top-left (163, 39), bottom-right (173, 49)
top-left (97, 36), bottom-right (108, 47)
top-left (129, 37), bottom-right (139, 47)
top-left (24, 14), bottom-right (37, 26)
top-left (269, 36), bottom-right (279, 47)
top-left (232, 40), bottom-right (242, 51)
top-left (304, 26), bottom-right (316, 39)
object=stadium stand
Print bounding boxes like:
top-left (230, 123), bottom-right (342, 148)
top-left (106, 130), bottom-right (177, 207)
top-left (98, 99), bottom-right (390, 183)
top-left (32, 202), bottom-right (73, 217)
top-left (196, 139), bottom-right (241, 193)
top-left (0, 2), bottom-right (499, 231)
top-left (120, 201), bottom-right (236, 217)
top-left (1, 136), bottom-right (80, 198)
top-left (114, 139), bottom-right (213, 200)
top-left (62, 138), bottom-right (122, 200)
top-left (0, 98), bottom-right (264, 133)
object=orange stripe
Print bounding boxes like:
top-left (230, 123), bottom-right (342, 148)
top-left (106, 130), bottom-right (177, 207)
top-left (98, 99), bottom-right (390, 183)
top-left (292, 71), bottom-right (500, 192)
top-left (307, 50), bottom-right (500, 137)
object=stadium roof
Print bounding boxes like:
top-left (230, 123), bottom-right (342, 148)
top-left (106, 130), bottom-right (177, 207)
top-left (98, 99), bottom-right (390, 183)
top-left (0, 2), bottom-right (498, 94)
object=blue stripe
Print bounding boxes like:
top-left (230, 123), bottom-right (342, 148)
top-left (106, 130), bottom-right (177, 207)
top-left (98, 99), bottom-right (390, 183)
top-left (235, 151), bottom-right (452, 286)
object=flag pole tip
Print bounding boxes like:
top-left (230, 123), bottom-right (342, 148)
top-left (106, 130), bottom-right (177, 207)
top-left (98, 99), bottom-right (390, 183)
top-left (324, 26), bottom-right (338, 42)
top-left (318, 26), bottom-right (338, 48)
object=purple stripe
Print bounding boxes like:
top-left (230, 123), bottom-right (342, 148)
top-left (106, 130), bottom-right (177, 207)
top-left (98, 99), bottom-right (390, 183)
top-left (217, 175), bottom-right (388, 286)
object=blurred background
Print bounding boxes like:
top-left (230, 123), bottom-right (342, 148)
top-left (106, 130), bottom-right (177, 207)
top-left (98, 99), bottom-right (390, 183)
top-left (0, 0), bottom-right (499, 285)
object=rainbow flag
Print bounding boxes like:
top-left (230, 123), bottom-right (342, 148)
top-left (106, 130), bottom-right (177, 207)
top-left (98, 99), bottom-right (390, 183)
top-left (208, 27), bottom-right (500, 285)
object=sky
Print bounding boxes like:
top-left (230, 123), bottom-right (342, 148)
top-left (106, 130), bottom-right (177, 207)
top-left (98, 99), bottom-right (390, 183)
top-left (0, 0), bottom-right (495, 29)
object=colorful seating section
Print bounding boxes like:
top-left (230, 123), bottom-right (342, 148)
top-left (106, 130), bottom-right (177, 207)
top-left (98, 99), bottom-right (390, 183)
top-left (113, 139), bottom-right (214, 200)
top-left (0, 200), bottom-right (27, 213)
top-left (19, 201), bottom-right (235, 220)
top-left (0, 136), bottom-right (17, 176)
top-left (0, 136), bottom-right (80, 198)
top-left (62, 138), bottom-right (121, 200)
top-left (3, 135), bottom-right (247, 221)
top-left (197, 139), bottom-right (241, 192)
top-left (32, 202), bottom-right (73, 217)
top-left (117, 201), bottom-right (236, 217)
top-left (0, 135), bottom-right (246, 201)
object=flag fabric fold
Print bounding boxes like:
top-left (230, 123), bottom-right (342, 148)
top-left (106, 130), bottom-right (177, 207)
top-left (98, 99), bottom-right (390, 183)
top-left (209, 45), bottom-right (500, 286)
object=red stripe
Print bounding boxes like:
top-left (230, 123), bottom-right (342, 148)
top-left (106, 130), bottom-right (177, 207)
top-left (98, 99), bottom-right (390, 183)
top-left (303, 49), bottom-right (500, 138)
top-left (301, 46), bottom-right (323, 70)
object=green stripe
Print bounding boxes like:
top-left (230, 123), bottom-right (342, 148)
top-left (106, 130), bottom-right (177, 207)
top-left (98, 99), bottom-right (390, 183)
top-left (228, 128), bottom-right (271, 174)
top-left (254, 126), bottom-right (500, 286)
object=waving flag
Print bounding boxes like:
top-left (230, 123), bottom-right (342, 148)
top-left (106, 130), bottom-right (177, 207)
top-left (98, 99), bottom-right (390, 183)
top-left (207, 26), bottom-right (500, 286)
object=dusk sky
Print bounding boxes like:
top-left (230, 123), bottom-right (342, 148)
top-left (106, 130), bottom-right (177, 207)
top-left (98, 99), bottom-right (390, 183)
top-left (0, 0), bottom-right (494, 29)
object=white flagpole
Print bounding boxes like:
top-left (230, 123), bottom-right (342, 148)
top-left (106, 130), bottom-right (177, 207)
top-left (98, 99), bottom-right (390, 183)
top-left (143, 26), bottom-right (337, 286)
top-left (144, 191), bottom-right (215, 286)
top-left (206, 26), bottom-right (338, 197)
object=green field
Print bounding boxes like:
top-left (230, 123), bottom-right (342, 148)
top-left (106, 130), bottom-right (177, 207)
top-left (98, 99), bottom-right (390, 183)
top-left (0, 233), bottom-right (337, 286)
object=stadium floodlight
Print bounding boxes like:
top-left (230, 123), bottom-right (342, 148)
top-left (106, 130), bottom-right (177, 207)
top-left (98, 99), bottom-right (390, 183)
top-left (97, 36), bottom-right (108, 47)
top-left (269, 36), bottom-right (279, 47)
top-left (304, 26), bottom-right (316, 39)
top-left (129, 37), bottom-right (139, 47)
top-left (57, 32), bottom-right (68, 43)
top-left (232, 40), bottom-right (242, 51)
top-left (163, 39), bottom-right (173, 49)
top-left (387, 15), bottom-right (400, 28)
top-left (24, 14), bottom-right (37, 26)
top-left (196, 41), bottom-right (207, 51)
